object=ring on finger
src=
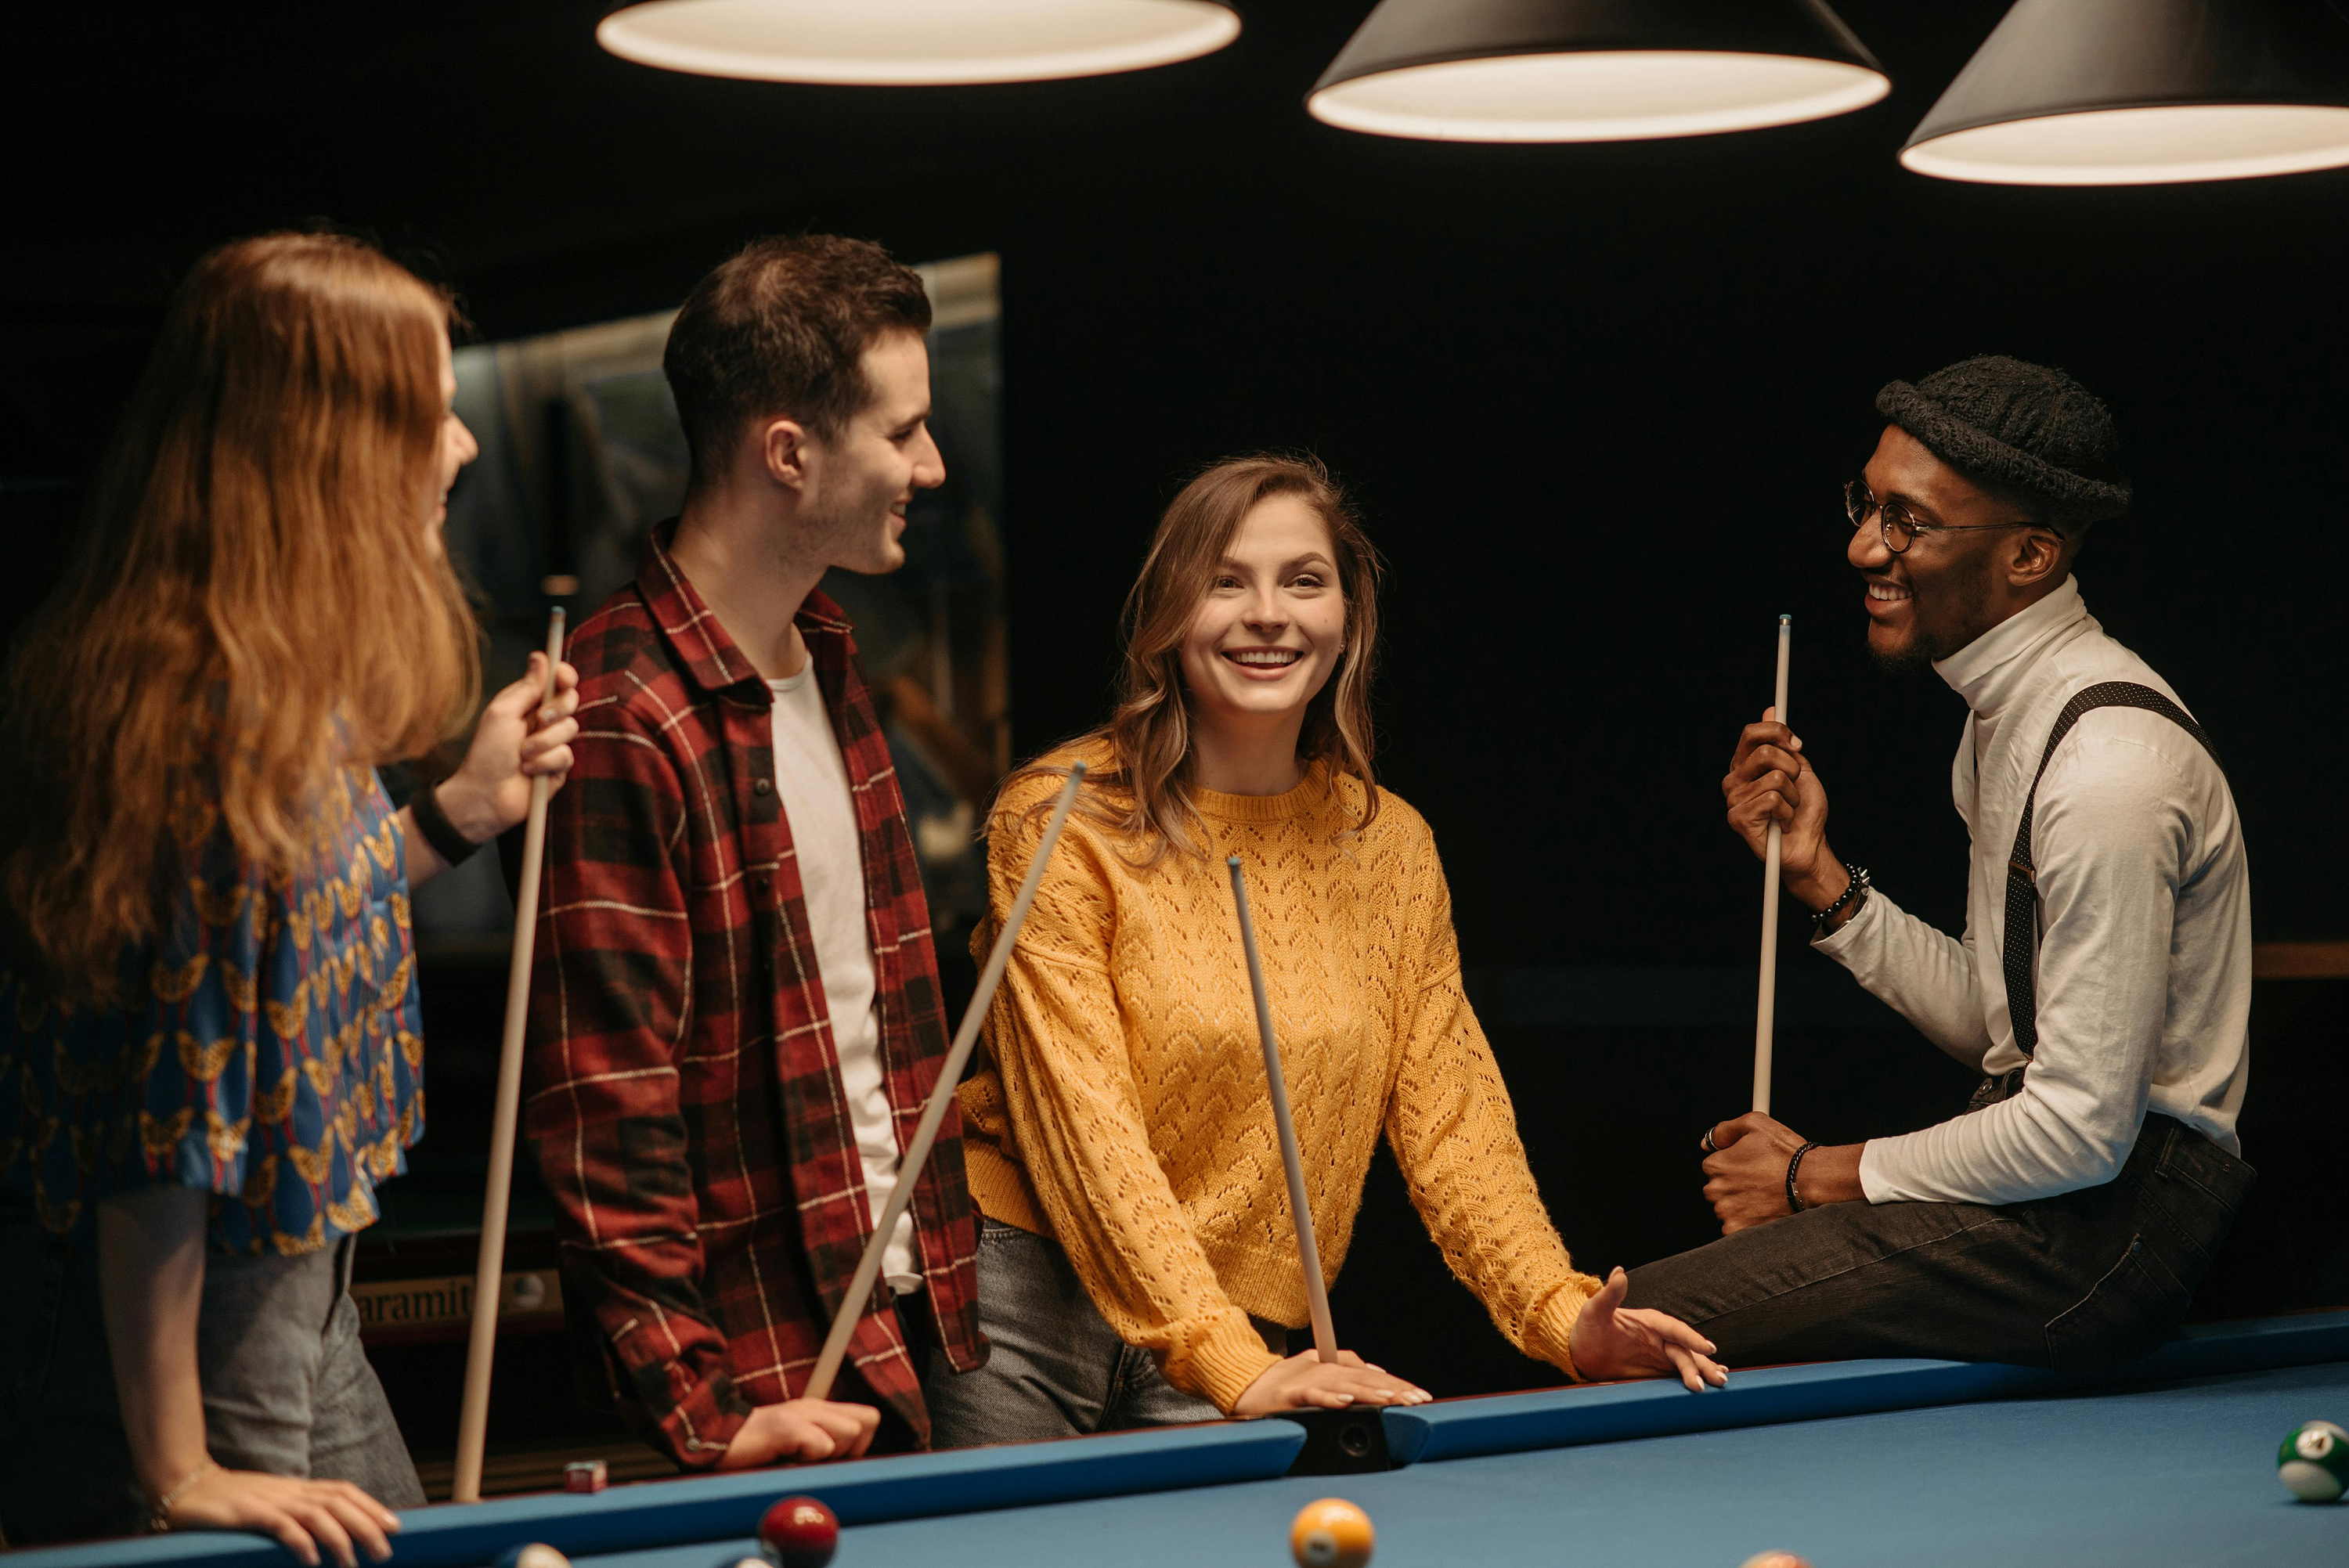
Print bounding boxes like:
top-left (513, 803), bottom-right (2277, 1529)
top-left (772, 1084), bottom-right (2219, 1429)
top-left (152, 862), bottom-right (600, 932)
top-left (1699, 1129), bottom-right (1718, 1154)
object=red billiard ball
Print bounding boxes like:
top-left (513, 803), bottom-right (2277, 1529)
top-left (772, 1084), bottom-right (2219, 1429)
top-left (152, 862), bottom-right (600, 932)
top-left (758, 1496), bottom-right (838, 1568)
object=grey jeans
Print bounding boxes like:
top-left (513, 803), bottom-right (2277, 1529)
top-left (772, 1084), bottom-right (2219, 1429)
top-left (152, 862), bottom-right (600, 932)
top-left (1626, 1111), bottom-right (2254, 1373)
top-left (925, 1218), bottom-right (1286, 1450)
top-left (0, 1209), bottom-right (424, 1545)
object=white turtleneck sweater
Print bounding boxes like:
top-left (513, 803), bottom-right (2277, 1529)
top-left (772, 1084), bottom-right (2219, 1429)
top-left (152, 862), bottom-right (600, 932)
top-left (1817, 576), bottom-right (2251, 1206)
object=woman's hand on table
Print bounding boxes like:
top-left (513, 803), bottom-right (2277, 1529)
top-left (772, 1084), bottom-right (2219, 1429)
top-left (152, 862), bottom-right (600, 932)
top-left (1232, 1347), bottom-right (1431, 1416)
top-left (1568, 1267), bottom-right (1729, 1393)
top-left (165, 1464), bottom-right (400, 1567)
top-left (715, 1397), bottom-right (882, 1469)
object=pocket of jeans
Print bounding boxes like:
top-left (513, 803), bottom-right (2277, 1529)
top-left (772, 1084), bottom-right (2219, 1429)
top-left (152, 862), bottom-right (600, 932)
top-left (2155, 1127), bottom-right (2256, 1213)
top-left (2041, 1233), bottom-right (2191, 1374)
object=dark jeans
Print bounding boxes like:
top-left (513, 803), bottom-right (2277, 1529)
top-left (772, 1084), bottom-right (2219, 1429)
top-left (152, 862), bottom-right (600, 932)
top-left (0, 1209), bottom-right (423, 1545)
top-left (1625, 1111), bottom-right (2254, 1373)
top-left (925, 1218), bottom-right (1286, 1450)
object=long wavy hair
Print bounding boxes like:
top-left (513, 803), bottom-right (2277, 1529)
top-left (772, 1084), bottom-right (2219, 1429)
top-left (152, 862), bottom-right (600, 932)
top-left (1009, 452), bottom-right (1383, 862)
top-left (0, 232), bottom-right (480, 1003)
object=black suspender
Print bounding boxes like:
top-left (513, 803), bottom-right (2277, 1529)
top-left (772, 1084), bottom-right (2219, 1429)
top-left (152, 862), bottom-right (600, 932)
top-left (2001, 681), bottom-right (2221, 1059)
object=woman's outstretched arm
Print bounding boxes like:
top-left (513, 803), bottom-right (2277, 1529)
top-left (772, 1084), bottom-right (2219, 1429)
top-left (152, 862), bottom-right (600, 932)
top-left (1383, 836), bottom-right (1724, 1391)
top-left (98, 1188), bottom-right (401, 1563)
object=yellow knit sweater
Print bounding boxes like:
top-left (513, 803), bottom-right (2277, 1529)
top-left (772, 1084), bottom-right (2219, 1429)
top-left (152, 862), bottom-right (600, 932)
top-left (959, 744), bottom-right (1604, 1413)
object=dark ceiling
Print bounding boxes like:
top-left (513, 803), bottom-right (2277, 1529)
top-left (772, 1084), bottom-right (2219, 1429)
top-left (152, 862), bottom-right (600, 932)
top-left (2, 2), bottom-right (2047, 468)
top-left (7, 2), bottom-right (2347, 960)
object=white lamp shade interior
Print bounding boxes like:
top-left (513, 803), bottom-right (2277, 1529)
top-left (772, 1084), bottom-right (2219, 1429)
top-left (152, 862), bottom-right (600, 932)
top-left (1307, 50), bottom-right (1890, 142)
top-left (1902, 103), bottom-right (2349, 186)
top-left (597, 0), bottom-right (1239, 85)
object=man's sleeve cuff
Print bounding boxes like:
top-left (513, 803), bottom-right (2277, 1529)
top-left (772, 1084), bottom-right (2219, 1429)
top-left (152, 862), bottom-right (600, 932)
top-left (657, 1369), bottom-right (754, 1471)
top-left (1810, 881), bottom-right (1886, 957)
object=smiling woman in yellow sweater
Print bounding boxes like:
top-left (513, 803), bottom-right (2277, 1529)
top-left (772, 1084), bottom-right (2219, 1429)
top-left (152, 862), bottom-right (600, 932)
top-left (922, 454), bottom-right (1724, 1447)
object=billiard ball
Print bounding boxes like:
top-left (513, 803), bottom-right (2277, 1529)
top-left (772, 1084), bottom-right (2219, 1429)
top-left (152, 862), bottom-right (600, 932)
top-left (493, 1545), bottom-right (571, 1568)
top-left (759, 1496), bottom-right (839, 1568)
top-left (1739, 1555), bottom-right (1813, 1568)
top-left (2278, 1419), bottom-right (2349, 1503)
top-left (1290, 1498), bottom-right (1373, 1568)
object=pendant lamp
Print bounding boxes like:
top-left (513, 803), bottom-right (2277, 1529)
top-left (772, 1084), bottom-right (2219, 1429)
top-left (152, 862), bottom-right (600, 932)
top-left (1902, 0), bottom-right (2349, 185)
top-left (1307, 0), bottom-right (1889, 142)
top-left (597, 0), bottom-right (1239, 85)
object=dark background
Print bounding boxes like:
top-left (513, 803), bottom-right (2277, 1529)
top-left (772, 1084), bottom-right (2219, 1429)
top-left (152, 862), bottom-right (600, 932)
top-left (5, 2), bottom-right (2344, 1415)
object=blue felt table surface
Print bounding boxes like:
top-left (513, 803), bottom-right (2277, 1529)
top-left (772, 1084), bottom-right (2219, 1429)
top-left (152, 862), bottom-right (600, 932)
top-left (13, 1316), bottom-right (2343, 1568)
top-left (763, 1361), bottom-right (2349, 1568)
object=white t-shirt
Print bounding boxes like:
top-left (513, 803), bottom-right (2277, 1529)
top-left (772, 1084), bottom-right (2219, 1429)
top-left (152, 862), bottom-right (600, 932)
top-left (768, 665), bottom-right (922, 1292)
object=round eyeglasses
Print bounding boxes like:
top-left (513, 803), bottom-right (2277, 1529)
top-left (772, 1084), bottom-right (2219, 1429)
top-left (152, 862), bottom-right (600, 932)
top-left (1845, 479), bottom-right (2058, 554)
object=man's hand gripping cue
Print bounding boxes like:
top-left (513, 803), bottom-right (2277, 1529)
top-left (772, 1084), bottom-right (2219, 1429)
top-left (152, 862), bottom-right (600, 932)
top-left (1723, 707), bottom-right (1849, 916)
top-left (715, 1397), bottom-right (882, 1469)
top-left (1701, 1116), bottom-right (1867, 1235)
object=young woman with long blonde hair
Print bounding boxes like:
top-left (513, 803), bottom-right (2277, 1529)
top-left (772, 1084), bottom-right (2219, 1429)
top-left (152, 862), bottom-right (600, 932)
top-left (0, 233), bottom-right (579, 1553)
top-left (924, 454), bottom-right (1723, 1448)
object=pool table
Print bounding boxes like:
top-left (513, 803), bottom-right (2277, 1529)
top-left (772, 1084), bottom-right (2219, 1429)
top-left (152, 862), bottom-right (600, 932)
top-left (17, 1312), bottom-right (2347, 1568)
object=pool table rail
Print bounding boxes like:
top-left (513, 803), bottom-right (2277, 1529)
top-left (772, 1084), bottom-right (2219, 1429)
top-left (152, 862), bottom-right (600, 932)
top-left (2, 1424), bottom-right (1306, 1568)
top-left (1380, 1307), bottom-right (2349, 1465)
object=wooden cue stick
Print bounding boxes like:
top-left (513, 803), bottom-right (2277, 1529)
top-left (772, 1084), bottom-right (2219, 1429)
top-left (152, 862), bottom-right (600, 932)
top-left (1752, 613), bottom-right (1793, 1117)
top-left (1225, 856), bottom-right (1339, 1365)
top-left (803, 762), bottom-right (1089, 1402)
top-left (453, 608), bottom-right (566, 1505)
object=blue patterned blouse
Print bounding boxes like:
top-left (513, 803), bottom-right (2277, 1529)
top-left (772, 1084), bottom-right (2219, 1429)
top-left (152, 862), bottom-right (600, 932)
top-left (1, 766), bottom-right (424, 1254)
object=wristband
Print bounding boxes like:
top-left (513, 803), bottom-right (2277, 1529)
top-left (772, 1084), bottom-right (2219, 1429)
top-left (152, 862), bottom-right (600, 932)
top-left (408, 780), bottom-right (482, 867)
top-left (1785, 1141), bottom-right (1820, 1215)
top-left (1811, 862), bottom-right (1871, 936)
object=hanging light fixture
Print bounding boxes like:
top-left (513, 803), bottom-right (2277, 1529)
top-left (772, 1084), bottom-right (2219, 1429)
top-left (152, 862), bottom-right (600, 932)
top-left (1903, 0), bottom-right (2349, 185)
top-left (597, 0), bottom-right (1239, 85)
top-left (1306, 0), bottom-right (1889, 143)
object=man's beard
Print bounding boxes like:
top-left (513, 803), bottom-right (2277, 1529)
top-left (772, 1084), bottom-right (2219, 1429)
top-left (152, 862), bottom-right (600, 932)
top-left (1867, 560), bottom-right (1994, 674)
top-left (1869, 636), bottom-right (1935, 675)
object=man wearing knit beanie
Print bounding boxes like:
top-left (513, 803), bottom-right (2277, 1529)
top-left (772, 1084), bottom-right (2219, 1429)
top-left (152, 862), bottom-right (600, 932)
top-left (1626, 355), bottom-right (2256, 1373)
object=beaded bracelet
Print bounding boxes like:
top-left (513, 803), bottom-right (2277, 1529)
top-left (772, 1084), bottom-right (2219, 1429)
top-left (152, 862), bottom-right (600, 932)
top-left (1785, 1141), bottom-right (1820, 1215)
top-left (1811, 862), bottom-right (1871, 936)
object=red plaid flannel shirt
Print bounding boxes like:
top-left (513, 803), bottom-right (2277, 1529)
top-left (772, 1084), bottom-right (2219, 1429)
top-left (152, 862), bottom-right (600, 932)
top-left (523, 524), bottom-right (983, 1467)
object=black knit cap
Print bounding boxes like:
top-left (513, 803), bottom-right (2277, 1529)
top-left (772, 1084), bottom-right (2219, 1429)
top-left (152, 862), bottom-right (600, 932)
top-left (1875, 355), bottom-right (2131, 523)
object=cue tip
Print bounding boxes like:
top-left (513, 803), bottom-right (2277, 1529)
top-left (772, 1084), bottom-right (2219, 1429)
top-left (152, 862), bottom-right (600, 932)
top-left (1778, 613), bottom-right (1792, 627)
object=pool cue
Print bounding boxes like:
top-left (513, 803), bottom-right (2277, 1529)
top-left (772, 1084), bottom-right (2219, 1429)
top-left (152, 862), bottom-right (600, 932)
top-left (453, 608), bottom-right (566, 1505)
top-left (803, 762), bottom-right (1089, 1401)
top-left (1226, 856), bottom-right (1338, 1365)
top-left (1752, 613), bottom-right (1792, 1117)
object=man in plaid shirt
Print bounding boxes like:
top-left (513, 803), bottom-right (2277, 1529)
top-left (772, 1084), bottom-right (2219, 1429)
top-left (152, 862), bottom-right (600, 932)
top-left (525, 236), bottom-right (984, 1470)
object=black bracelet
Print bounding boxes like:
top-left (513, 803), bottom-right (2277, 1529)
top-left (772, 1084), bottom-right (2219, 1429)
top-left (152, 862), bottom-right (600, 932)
top-left (407, 780), bottom-right (482, 867)
top-left (1785, 1141), bottom-right (1820, 1214)
top-left (1811, 862), bottom-right (1871, 936)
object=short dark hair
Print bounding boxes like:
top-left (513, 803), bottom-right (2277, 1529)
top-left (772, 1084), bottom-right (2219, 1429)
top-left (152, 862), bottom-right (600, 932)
top-left (663, 234), bottom-right (932, 486)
